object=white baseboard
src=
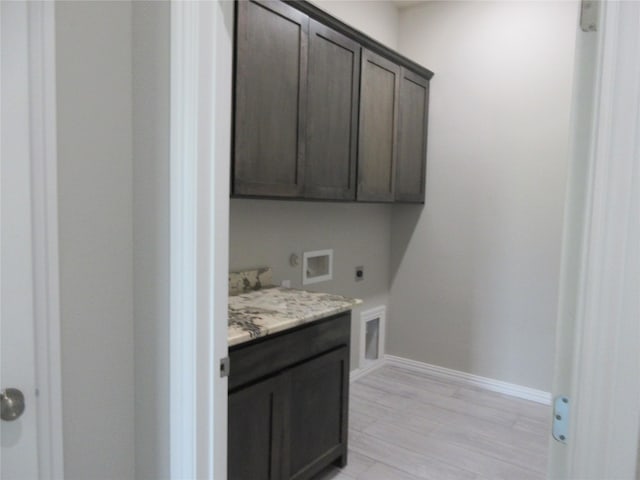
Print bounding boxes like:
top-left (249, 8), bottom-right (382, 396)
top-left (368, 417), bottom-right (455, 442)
top-left (350, 360), bottom-right (386, 383)
top-left (383, 355), bottom-right (552, 405)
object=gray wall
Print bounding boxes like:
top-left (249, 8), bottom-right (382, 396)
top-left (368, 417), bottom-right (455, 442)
top-left (56, 2), bottom-right (135, 478)
top-left (132, 2), bottom-right (170, 479)
top-left (389, 1), bottom-right (578, 391)
top-left (311, 0), bottom-right (399, 49)
top-left (230, 201), bottom-right (392, 368)
top-left (230, 0), bottom-right (399, 370)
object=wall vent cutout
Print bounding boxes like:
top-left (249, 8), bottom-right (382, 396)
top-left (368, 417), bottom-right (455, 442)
top-left (302, 249), bottom-right (333, 285)
top-left (359, 306), bottom-right (386, 370)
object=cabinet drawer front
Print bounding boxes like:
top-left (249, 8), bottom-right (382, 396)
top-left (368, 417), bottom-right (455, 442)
top-left (229, 313), bottom-right (350, 391)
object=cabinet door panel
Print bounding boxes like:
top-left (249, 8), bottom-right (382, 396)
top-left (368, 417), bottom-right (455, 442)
top-left (228, 375), bottom-right (285, 480)
top-left (234, 0), bottom-right (308, 197)
top-left (357, 49), bottom-right (400, 202)
top-left (305, 20), bottom-right (360, 200)
top-left (285, 347), bottom-right (349, 479)
top-left (396, 68), bottom-right (429, 202)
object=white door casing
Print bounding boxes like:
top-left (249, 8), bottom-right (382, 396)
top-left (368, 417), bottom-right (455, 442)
top-left (1, 3), bottom-right (40, 476)
top-left (549, 1), bottom-right (640, 478)
top-left (0, 2), bottom-right (63, 479)
top-left (170, 1), bottom-right (232, 478)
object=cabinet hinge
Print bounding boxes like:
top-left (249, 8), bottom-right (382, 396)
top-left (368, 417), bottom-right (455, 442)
top-left (220, 356), bottom-right (230, 378)
top-left (552, 395), bottom-right (570, 444)
top-left (580, 0), bottom-right (599, 32)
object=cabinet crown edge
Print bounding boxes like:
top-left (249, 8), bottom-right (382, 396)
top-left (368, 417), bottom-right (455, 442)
top-left (284, 0), bottom-right (435, 80)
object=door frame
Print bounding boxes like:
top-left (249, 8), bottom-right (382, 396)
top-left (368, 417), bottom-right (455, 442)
top-left (169, 1), bottom-right (232, 478)
top-left (552, 1), bottom-right (640, 477)
top-left (166, 0), bottom-right (640, 478)
top-left (7, 2), bottom-right (66, 478)
top-left (21, 1), bottom-right (235, 478)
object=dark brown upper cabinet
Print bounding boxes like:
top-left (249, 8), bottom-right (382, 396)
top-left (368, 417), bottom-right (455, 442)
top-left (233, 0), bottom-right (308, 197)
top-left (232, 0), bottom-right (433, 203)
top-left (357, 50), bottom-right (400, 203)
top-left (396, 68), bottom-right (430, 203)
top-left (304, 20), bottom-right (360, 201)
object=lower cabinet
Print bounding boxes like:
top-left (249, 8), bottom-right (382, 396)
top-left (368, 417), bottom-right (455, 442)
top-left (287, 347), bottom-right (349, 479)
top-left (228, 374), bottom-right (286, 480)
top-left (228, 314), bottom-right (351, 480)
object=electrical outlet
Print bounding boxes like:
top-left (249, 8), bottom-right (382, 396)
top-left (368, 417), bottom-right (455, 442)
top-left (281, 279), bottom-right (291, 288)
top-left (355, 266), bottom-right (364, 281)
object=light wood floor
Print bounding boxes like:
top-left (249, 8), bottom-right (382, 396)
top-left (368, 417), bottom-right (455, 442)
top-left (314, 364), bottom-right (551, 480)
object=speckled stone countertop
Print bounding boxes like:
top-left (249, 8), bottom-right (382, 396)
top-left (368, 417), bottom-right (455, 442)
top-left (228, 287), bottom-right (362, 347)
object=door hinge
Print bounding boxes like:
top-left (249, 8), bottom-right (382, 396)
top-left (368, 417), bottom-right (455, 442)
top-left (220, 356), bottom-right (230, 378)
top-left (552, 395), bottom-right (570, 444)
top-left (580, 0), bottom-right (599, 32)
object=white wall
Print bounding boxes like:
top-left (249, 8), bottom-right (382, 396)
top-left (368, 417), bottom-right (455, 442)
top-left (312, 0), bottom-right (399, 49)
top-left (389, 1), bottom-right (579, 391)
top-left (132, 2), bottom-right (170, 479)
top-left (230, 0), bottom-right (399, 369)
top-left (56, 1), bottom-right (135, 478)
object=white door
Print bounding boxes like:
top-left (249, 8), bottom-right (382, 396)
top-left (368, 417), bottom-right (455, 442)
top-left (169, 1), bottom-right (231, 477)
top-left (1, 2), bottom-right (62, 478)
top-left (0, 2), bottom-right (41, 478)
top-left (549, 1), bottom-right (640, 478)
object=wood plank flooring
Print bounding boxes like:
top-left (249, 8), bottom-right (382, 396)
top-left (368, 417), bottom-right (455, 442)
top-left (313, 364), bottom-right (551, 480)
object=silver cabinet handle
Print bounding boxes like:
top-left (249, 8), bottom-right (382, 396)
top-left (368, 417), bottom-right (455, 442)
top-left (1, 388), bottom-right (25, 421)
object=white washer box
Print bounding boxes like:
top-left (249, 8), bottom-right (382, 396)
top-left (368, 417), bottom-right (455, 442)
top-left (302, 249), bottom-right (333, 285)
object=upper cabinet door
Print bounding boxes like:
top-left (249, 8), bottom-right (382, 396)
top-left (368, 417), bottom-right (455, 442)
top-left (357, 49), bottom-right (400, 202)
top-left (234, 0), bottom-right (308, 197)
top-left (396, 68), bottom-right (430, 203)
top-left (304, 20), bottom-right (360, 201)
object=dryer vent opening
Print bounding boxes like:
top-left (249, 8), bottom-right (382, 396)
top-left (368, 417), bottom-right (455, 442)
top-left (359, 306), bottom-right (386, 370)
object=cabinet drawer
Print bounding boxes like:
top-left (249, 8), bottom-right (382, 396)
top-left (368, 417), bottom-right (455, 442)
top-left (229, 313), bottom-right (350, 391)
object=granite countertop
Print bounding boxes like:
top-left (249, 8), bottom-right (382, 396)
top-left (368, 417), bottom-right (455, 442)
top-left (228, 287), bottom-right (362, 347)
